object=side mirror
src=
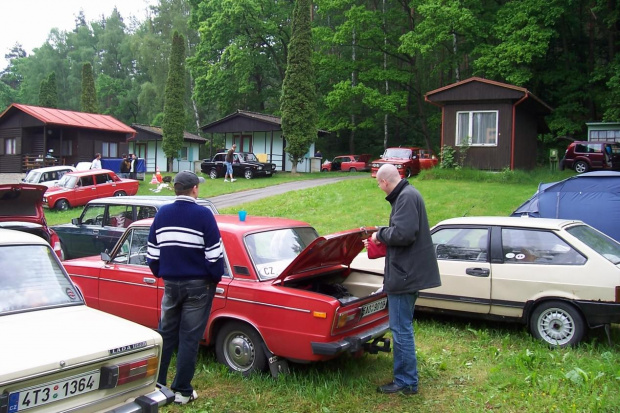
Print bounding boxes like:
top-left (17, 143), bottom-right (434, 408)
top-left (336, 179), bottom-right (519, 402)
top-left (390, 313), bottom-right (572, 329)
top-left (71, 218), bottom-right (81, 225)
top-left (101, 251), bottom-right (111, 262)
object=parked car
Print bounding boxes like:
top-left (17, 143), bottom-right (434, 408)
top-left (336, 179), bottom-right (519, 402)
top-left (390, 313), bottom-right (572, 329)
top-left (201, 152), bottom-right (276, 179)
top-left (0, 183), bottom-right (63, 259)
top-left (53, 195), bottom-right (219, 260)
top-left (352, 216), bottom-right (620, 347)
top-left (43, 169), bottom-right (139, 211)
top-left (0, 228), bottom-right (174, 412)
top-left (321, 154), bottom-right (371, 172)
top-left (63, 216), bottom-right (390, 376)
top-left (560, 141), bottom-right (620, 173)
top-left (370, 147), bottom-right (438, 178)
top-left (22, 165), bottom-right (76, 187)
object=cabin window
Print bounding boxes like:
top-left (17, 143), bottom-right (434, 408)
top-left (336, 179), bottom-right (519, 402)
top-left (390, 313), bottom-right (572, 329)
top-left (5, 138), bottom-right (16, 154)
top-left (456, 111), bottom-right (498, 146)
top-left (102, 142), bottom-right (118, 157)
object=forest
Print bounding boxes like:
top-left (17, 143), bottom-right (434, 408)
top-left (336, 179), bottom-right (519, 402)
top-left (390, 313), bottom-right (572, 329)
top-left (1, 0), bottom-right (619, 158)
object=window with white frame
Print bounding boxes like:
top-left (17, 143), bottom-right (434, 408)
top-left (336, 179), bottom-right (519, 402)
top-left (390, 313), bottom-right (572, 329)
top-left (179, 147), bottom-right (188, 160)
top-left (102, 142), bottom-right (118, 158)
top-left (5, 138), bottom-right (16, 154)
top-left (456, 111), bottom-right (498, 146)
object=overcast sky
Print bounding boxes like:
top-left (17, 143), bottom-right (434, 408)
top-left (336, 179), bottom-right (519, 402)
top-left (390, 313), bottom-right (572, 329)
top-left (0, 0), bottom-right (156, 67)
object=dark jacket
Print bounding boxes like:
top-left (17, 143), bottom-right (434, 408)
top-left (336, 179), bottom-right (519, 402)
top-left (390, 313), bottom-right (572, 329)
top-left (225, 149), bottom-right (234, 163)
top-left (120, 159), bottom-right (131, 173)
top-left (376, 179), bottom-right (441, 294)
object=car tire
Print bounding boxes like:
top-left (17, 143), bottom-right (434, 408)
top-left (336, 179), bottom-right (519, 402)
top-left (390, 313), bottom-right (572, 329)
top-left (114, 191), bottom-right (127, 197)
top-left (209, 168), bottom-right (218, 179)
top-left (405, 168), bottom-right (413, 178)
top-left (215, 321), bottom-right (268, 376)
top-left (321, 168), bottom-right (328, 172)
top-left (244, 169), bottom-right (254, 179)
top-left (574, 161), bottom-right (589, 174)
top-left (55, 199), bottom-right (70, 211)
top-left (529, 300), bottom-right (585, 347)
top-left (349, 167), bottom-right (357, 172)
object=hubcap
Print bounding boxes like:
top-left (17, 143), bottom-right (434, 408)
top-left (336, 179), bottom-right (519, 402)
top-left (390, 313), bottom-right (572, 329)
top-left (224, 332), bottom-right (255, 371)
top-left (539, 308), bottom-right (574, 345)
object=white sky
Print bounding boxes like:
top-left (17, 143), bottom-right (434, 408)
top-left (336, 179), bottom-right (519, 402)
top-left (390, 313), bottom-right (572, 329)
top-left (0, 0), bottom-right (156, 68)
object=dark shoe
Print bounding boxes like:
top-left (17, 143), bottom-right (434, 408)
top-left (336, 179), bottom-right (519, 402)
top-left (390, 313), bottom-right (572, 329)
top-left (377, 382), bottom-right (418, 395)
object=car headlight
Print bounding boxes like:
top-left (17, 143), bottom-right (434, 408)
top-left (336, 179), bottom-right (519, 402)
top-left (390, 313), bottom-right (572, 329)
top-left (257, 166), bottom-right (263, 170)
top-left (395, 164), bottom-right (403, 169)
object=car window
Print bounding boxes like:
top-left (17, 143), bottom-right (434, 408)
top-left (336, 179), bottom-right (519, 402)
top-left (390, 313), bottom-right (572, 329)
top-left (112, 228), bottom-right (150, 265)
top-left (214, 154), bottom-right (225, 162)
top-left (566, 224), bottom-right (620, 265)
top-left (137, 206), bottom-right (158, 220)
top-left (501, 228), bottom-right (586, 265)
top-left (384, 148), bottom-right (412, 159)
top-left (95, 174), bottom-right (109, 185)
top-left (432, 227), bottom-right (489, 261)
top-left (108, 205), bottom-right (134, 228)
top-left (58, 175), bottom-right (78, 188)
top-left (246, 227), bottom-right (319, 280)
top-left (245, 153), bottom-right (258, 162)
top-left (23, 170), bottom-right (41, 183)
top-left (79, 175), bottom-right (95, 187)
top-left (0, 244), bottom-right (82, 314)
top-left (81, 205), bottom-right (106, 226)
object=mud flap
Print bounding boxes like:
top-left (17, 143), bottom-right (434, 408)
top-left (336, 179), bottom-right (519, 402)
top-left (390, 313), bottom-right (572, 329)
top-left (262, 343), bottom-right (290, 378)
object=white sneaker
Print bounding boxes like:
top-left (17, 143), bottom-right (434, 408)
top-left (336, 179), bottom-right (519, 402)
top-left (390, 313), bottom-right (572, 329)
top-left (231, 179), bottom-right (236, 182)
top-left (174, 390), bottom-right (198, 405)
top-left (224, 179), bottom-right (230, 182)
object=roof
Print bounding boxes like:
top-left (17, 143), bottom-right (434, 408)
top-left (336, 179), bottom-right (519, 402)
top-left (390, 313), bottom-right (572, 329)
top-left (1, 104), bottom-right (136, 135)
top-left (433, 216), bottom-right (584, 230)
top-left (0, 228), bottom-right (47, 245)
top-left (200, 109), bottom-right (330, 136)
top-left (130, 124), bottom-right (207, 143)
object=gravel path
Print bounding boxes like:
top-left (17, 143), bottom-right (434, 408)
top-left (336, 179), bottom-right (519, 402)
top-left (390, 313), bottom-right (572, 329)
top-left (0, 173), bottom-right (24, 184)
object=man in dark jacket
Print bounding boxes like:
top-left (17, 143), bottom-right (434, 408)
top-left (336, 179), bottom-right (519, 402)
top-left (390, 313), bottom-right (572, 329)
top-left (366, 163), bottom-right (441, 395)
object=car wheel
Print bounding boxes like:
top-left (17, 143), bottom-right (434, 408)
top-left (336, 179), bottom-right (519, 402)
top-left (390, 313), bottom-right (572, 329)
top-left (405, 168), bottom-right (413, 178)
top-left (215, 321), bottom-right (268, 375)
top-left (529, 300), bottom-right (585, 347)
top-left (349, 167), bottom-right (357, 172)
top-left (114, 191), bottom-right (127, 197)
top-left (574, 161), bottom-right (589, 174)
top-left (321, 168), bottom-right (328, 172)
top-left (55, 199), bottom-right (70, 211)
top-left (209, 168), bottom-right (218, 179)
top-left (244, 169), bottom-right (254, 179)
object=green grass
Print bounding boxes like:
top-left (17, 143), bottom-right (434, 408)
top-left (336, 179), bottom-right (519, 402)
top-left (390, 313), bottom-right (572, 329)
top-left (44, 168), bottom-right (620, 412)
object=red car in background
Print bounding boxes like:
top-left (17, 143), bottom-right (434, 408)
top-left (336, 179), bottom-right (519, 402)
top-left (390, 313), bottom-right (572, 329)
top-left (43, 169), bottom-right (139, 211)
top-left (63, 215), bottom-right (390, 376)
top-left (321, 154), bottom-right (372, 172)
top-left (370, 147), bottom-right (438, 178)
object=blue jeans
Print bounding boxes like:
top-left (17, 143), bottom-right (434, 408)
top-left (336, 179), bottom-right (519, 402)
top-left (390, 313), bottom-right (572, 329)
top-left (387, 292), bottom-right (419, 389)
top-left (225, 161), bottom-right (233, 176)
top-left (157, 279), bottom-right (216, 396)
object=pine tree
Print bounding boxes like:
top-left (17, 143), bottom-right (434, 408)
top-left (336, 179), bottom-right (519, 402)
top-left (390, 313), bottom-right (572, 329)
top-left (280, 0), bottom-right (317, 173)
top-left (81, 62), bottom-right (99, 113)
top-left (39, 72), bottom-right (58, 108)
top-left (162, 31), bottom-right (186, 172)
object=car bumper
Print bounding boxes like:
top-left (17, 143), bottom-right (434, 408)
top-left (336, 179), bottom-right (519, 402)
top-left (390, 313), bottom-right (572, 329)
top-left (576, 300), bottom-right (620, 327)
top-left (104, 383), bottom-right (175, 413)
top-left (311, 321), bottom-right (390, 356)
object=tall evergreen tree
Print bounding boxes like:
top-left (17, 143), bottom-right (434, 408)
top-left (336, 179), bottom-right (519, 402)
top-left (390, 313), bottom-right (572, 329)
top-left (280, 0), bottom-right (317, 173)
top-left (162, 30), bottom-right (186, 172)
top-left (38, 72), bottom-right (58, 108)
top-left (81, 62), bottom-right (98, 113)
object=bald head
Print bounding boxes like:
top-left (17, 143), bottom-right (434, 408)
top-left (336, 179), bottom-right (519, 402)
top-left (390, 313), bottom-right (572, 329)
top-left (376, 164), bottom-right (402, 194)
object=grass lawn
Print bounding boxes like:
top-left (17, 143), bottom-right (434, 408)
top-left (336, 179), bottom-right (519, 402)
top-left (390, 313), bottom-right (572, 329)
top-left (45, 168), bottom-right (620, 412)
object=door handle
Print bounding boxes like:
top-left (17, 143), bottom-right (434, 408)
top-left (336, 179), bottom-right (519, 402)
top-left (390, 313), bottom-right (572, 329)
top-left (466, 268), bottom-right (490, 277)
top-left (216, 287), bottom-right (224, 294)
top-left (143, 277), bottom-right (156, 284)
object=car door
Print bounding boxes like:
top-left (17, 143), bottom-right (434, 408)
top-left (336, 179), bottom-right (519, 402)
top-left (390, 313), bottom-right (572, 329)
top-left (94, 172), bottom-right (116, 198)
top-left (101, 204), bottom-right (136, 253)
top-left (422, 226), bottom-right (491, 314)
top-left (74, 174), bottom-right (96, 206)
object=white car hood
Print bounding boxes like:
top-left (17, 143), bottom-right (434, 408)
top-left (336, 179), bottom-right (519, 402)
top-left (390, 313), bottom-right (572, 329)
top-left (0, 305), bottom-right (161, 383)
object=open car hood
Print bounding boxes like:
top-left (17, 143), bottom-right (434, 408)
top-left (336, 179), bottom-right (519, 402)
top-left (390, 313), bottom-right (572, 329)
top-left (0, 183), bottom-right (47, 226)
top-left (272, 227), bottom-right (372, 284)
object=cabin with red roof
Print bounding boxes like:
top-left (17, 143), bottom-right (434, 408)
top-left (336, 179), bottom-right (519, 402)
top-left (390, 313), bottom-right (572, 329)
top-left (0, 104), bottom-right (136, 173)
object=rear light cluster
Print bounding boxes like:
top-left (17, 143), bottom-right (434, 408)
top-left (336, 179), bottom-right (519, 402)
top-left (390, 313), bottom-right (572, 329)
top-left (333, 308), bottom-right (362, 333)
top-left (99, 356), bottom-right (159, 389)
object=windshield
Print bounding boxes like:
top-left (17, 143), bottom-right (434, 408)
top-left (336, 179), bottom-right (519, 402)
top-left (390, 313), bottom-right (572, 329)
top-left (383, 148), bottom-right (412, 159)
top-left (243, 153), bottom-right (258, 162)
top-left (56, 175), bottom-right (78, 189)
top-left (23, 171), bottom-right (42, 184)
top-left (245, 227), bottom-right (319, 280)
top-left (0, 245), bottom-right (83, 314)
top-left (566, 224), bottom-right (620, 265)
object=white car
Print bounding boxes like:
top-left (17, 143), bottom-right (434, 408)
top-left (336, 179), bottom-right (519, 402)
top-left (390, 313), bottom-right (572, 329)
top-left (352, 217), bottom-right (620, 347)
top-left (22, 165), bottom-right (76, 187)
top-left (0, 229), bottom-right (174, 412)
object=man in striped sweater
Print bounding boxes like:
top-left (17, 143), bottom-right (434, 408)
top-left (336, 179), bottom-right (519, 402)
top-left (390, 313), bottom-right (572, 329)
top-left (147, 170), bottom-right (224, 405)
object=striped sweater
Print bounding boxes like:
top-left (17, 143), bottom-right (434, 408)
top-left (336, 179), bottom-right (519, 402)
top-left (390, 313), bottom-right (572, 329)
top-left (147, 196), bottom-right (224, 283)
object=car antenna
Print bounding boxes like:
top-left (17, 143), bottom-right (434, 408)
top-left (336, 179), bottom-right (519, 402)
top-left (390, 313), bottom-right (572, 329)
top-left (462, 205), bottom-right (475, 217)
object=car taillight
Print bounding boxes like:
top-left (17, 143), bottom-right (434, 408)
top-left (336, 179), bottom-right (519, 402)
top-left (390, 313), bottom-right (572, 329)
top-left (333, 308), bottom-right (361, 332)
top-left (99, 356), bottom-right (159, 389)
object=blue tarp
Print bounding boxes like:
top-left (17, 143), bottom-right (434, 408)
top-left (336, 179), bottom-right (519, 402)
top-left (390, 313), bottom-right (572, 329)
top-left (101, 158), bottom-right (146, 173)
top-left (512, 171), bottom-right (620, 242)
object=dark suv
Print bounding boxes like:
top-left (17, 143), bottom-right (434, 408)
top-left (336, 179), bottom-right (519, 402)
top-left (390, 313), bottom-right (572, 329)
top-left (561, 141), bottom-right (620, 173)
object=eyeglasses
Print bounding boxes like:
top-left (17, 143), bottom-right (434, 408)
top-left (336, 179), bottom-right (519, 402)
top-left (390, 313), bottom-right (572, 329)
top-left (377, 179), bottom-right (384, 188)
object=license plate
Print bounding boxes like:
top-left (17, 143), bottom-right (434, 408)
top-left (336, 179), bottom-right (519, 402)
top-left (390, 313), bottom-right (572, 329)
top-left (361, 297), bottom-right (387, 317)
top-left (8, 370), bottom-right (100, 412)
top-left (265, 171), bottom-right (271, 175)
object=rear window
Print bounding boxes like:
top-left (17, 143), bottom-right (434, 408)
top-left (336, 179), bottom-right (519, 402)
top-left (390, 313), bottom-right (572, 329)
top-left (566, 225), bottom-right (620, 265)
top-left (574, 143), bottom-right (602, 154)
top-left (0, 244), bottom-right (82, 314)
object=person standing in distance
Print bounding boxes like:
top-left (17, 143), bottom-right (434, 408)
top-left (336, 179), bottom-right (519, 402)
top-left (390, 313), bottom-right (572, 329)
top-left (146, 170), bottom-right (224, 405)
top-left (119, 154), bottom-right (131, 178)
top-left (224, 144), bottom-right (236, 182)
top-left (129, 153), bottom-right (137, 179)
top-left (90, 153), bottom-right (102, 169)
top-left (365, 163), bottom-right (441, 396)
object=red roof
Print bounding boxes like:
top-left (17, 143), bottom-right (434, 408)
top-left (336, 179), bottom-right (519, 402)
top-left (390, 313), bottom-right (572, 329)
top-left (2, 104), bottom-right (136, 135)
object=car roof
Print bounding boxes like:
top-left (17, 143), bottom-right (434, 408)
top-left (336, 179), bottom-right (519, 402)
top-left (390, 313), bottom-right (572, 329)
top-left (0, 228), bottom-right (47, 245)
top-left (84, 195), bottom-right (218, 211)
top-left (64, 169), bottom-right (116, 177)
top-left (130, 214), bottom-right (310, 232)
top-left (434, 216), bottom-right (584, 230)
top-left (27, 165), bottom-right (75, 173)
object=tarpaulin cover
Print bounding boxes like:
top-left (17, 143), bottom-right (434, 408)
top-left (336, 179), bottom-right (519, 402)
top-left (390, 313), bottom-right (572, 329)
top-left (512, 171), bottom-right (620, 242)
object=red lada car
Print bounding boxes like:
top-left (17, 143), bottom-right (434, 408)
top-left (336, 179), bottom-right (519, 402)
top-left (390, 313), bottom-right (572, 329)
top-left (62, 216), bottom-right (390, 376)
top-left (321, 154), bottom-right (371, 172)
top-left (370, 147), bottom-right (438, 178)
top-left (43, 169), bottom-right (139, 211)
